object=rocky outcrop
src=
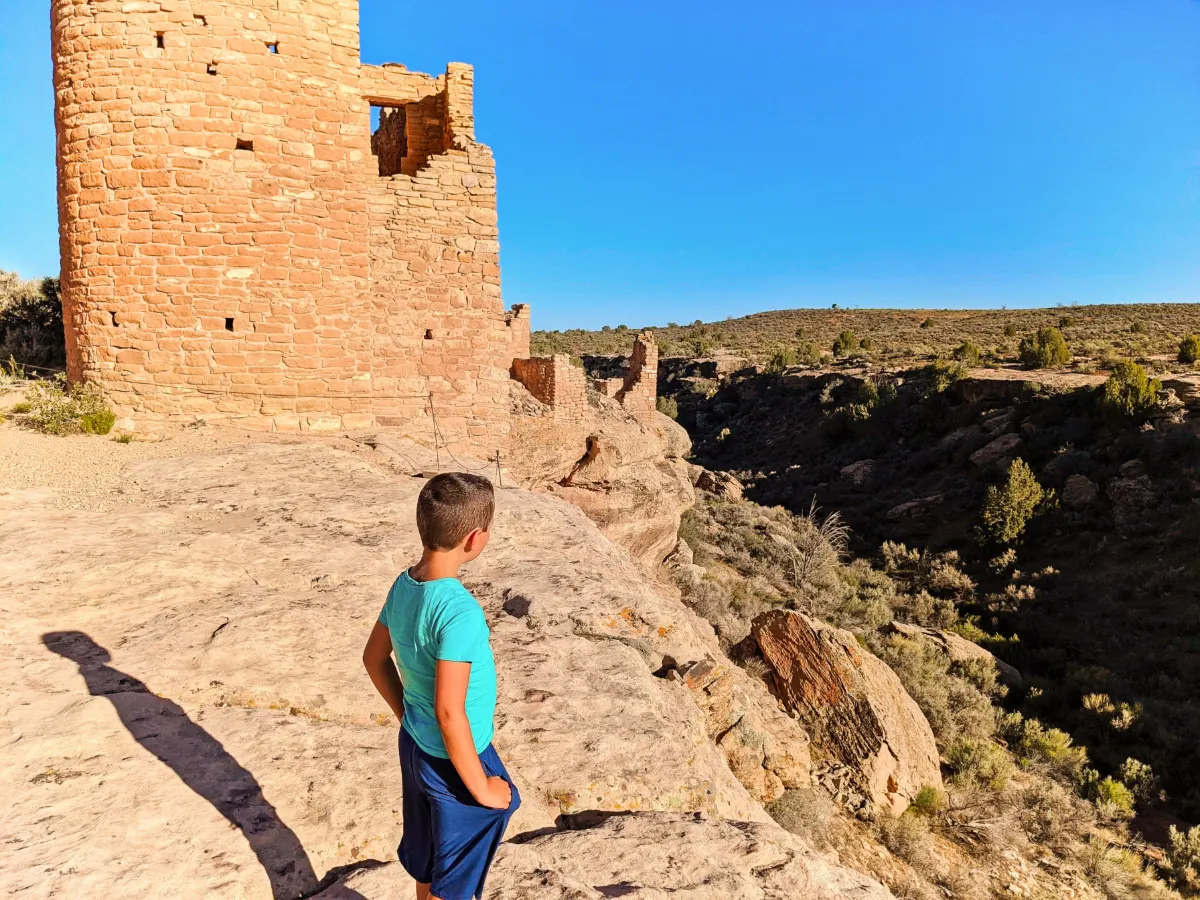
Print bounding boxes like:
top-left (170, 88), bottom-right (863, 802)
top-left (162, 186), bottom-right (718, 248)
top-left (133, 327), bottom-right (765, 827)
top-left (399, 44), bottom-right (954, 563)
top-left (1, 442), bottom-right (885, 897)
top-left (318, 812), bottom-right (894, 899)
top-left (1107, 474), bottom-right (1158, 533)
top-left (1062, 474), bottom-right (1100, 509)
top-left (509, 401), bottom-right (695, 568)
top-left (751, 610), bottom-right (942, 817)
top-left (890, 622), bottom-right (1022, 689)
top-left (675, 659), bottom-right (810, 805)
top-left (885, 494), bottom-right (944, 521)
top-left (841, 460), bottom-right (876, 487)
top-left (695, 467), bottom-right (746, 501)
top-left (969, 433), bottom-right (1023, 469)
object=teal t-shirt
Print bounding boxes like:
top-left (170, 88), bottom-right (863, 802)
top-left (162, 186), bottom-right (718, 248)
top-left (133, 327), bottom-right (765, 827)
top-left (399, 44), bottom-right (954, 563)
top-left (379, 571), bottom-right (497, 759)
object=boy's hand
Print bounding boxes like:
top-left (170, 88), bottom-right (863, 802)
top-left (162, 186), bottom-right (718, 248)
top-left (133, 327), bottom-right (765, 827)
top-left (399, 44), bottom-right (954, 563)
top-left (479, 775), bottom-right (512, 810)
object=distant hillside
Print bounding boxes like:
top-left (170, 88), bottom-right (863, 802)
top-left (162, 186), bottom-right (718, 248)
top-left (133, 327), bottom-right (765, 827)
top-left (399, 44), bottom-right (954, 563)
top-left (533, 303), bottom-right (1200, 372)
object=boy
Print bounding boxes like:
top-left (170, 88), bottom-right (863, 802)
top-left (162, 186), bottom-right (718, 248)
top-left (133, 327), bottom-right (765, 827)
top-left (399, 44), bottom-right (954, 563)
top-left (363, 472), bottom-right (520, 900)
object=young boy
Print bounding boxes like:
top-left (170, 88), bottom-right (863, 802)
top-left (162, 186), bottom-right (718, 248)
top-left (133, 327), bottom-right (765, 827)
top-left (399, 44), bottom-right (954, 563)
top-left (363, 472), bottom-right (520, 900)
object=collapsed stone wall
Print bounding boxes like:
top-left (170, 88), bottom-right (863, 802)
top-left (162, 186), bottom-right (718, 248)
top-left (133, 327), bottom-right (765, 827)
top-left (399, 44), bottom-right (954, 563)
top-left (510, 355), bottom-right (588, 424)
top-left (51, 0), bottom-right (528, 448)
top-left (616, 331), bottom-right (659, 419)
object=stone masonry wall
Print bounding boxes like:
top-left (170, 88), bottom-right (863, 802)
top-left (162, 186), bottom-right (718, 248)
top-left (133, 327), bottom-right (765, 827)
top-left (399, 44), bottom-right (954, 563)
top-left (616, 332), bottom-right (659, 420)
top-left (511, 356), bottom-right (588, 424)
top-left (51, 0), bottom-right (527, 449)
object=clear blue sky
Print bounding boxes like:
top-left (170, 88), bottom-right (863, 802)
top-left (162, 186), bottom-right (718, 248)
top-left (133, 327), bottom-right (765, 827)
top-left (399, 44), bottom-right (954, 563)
top-left (2, 1), bottom-right (1199, 330)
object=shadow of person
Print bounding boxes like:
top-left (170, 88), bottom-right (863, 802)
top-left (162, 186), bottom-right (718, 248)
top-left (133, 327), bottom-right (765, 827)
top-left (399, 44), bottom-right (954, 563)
top-left (43, 631), bottom-right (361, 900)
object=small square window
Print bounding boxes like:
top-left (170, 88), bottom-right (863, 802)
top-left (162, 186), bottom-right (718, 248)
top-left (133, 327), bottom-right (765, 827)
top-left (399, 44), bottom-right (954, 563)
top-left (194, 14), bottom-right (207, 26)
top-left (206, 62), bottom-right (218, 75)
top-left (267, 42), bottom-right (279, 54)
top-left (110, 311), bottom-right (119, 327)
top-left (156, 33), bottom-right (165, 49)
top-left (424, 329), bottom-right (434, 340)
top-left (225, 317), bottom-right (235, 332)
top-left (235, 138), bottom-right (253, 152)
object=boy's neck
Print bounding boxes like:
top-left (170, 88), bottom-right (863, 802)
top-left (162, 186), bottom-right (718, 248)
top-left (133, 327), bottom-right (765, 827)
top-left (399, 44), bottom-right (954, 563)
top-left (410, 548), bottom-right (463, 583)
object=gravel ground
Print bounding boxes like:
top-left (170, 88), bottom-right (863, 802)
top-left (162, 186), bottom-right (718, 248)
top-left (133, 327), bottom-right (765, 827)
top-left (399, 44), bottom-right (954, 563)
top-left (0, 382), bottom-right (279, 510)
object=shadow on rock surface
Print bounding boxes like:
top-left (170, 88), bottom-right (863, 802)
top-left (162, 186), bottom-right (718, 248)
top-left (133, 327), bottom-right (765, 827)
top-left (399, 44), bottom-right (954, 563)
top-left (43, 630), bottom-right (366, 900)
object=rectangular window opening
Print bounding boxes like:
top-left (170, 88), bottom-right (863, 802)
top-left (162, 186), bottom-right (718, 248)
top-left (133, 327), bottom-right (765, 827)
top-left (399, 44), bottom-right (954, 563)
top-left (235, 138), bottom-right (254, 152)
top-left (194, 14), bottom-right (207, 26)
top-left (110, 311), bottom-right (119, 327)
top-left (156, 32), bottom-right (165, 49)
top-left (225, 317), bottom-right (235, 332)
top-left (267, 42), bottom-right (279, 54)
top-left (424, 329), bottom-right (434, 340)
top-left (206, 62), bottom-right (218, 76)
top-left (370, 104), bottom-right (407, 177)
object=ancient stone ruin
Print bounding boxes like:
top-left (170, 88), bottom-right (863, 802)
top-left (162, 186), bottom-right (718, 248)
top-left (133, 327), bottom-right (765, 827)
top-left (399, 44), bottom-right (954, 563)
top-left (51, 0), bottom-right (655, 447)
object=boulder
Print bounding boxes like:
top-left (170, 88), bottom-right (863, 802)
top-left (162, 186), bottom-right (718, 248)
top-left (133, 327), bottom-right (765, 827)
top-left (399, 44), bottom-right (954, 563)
top-left (510, 403), bottom-right (696, 568)
top-left (840, 460), bottom-right (876, 488)
top-left (1106, 474), bottom-right (1158, 533)
top-left (890, 622), bottom-right (1022, 689)
top-left (1062, 474), bottom-right (1099, 510)
top-left (695, 467), bottom-right (745, 502)
top-left (317, 812), bottom-right (895, 899)
top-left (885, 494), bottom-right (944, 521)
top-left (969, 433), bottom-right (1024, 469)
top-left (751, 610), bottom-right (942, 816)
top-left (675, 659), bottom-right (811, 805)
top-left (980, 409), bottom-right (1016, 436)
top-left (0, 442), bottom-right (875, 897)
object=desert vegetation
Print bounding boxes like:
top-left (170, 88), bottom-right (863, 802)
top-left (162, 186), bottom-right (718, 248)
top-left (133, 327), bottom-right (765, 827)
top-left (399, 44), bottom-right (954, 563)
top-left (0, 269), bottom-right (64, 370)
top-left (534, 304), bottom-right (1200, 376)
top-left (676, 487), bottom-right (1180, 898)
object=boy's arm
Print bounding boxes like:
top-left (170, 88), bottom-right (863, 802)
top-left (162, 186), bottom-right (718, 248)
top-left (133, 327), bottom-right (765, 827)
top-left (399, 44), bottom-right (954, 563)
top-left (362, 621), bottom-right (405, 721)
top-left (435, 660), bottom-right (511, 810)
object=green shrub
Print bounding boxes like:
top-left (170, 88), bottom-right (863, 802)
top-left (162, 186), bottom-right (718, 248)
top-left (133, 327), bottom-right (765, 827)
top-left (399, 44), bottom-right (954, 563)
top-left (1100, 360), bottom-right (1160, 419)
top-left (1129, 321), bottom-right (1146, 334)
top-left (946, 739), bottom-right (1015, 790)
top-left (924, 359), bottom-right (967, 396)
top-left (859, 336), bottom-right (876, 353)
top-left (113, 432), bottom-right (136, 444)
top-left (1004, 324), bottom-right (1018, 338)
top-left (1059, 315), bottom-right (1077, 329)
top-left (832, 329), bottom-right (860, 358)
top-left (1002, 714), bottom-right (1089, 781)
top-left (1019, 327), bottom-right (1071, 369)
top-left (80, 409), bottom-right (116, 435)
top-left (981, 459), bottom-right (1051, 544)
top-left (1167, 824), bottom-right (1200, 892)
top-left (1117, 758), bottom-right (1158, 803)
top-left (909, 785), bottom-right (946, 817)
top-left (10, 401), bottom-right (30, 414)
top-left (920, 318), bottom-right (933, 329)
top-left (765, 346), bottom-right (797, 374)
top-left (25, 375), bottom-right (114, 436)
top-left (952, 340), bottom-right (982, 368)
top-left (796, 341), bottom-right (823, 366)
top-left (0, 272), bottom-right (65, 368)
top-left (1091, 776), bottom-right (1135, 821)
top-left (1179, 335), bottom-right (1200, 365)
top-left (656, 396), bottom-right (679, 419)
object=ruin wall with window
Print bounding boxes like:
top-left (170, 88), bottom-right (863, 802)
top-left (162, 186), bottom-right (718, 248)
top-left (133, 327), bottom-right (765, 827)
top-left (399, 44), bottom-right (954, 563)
top-left (51, 0), bottom-right (529, 449)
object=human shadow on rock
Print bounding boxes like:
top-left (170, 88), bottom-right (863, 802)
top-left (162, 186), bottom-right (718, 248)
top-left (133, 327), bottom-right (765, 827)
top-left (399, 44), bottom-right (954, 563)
top-left (43, 630), bottom-right (367, 900)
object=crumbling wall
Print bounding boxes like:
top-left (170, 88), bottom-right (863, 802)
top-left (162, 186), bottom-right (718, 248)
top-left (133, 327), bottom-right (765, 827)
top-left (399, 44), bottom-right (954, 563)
top-left (51, 0), bottom-right (525, 449)
top-left (511, 356), bottom-right (588, 424)
top-left (617, 332), bottom-right (659, 420)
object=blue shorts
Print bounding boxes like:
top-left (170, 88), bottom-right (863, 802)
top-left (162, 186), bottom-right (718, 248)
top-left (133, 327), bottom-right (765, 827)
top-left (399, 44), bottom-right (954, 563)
top-left (397, 727), bottom-right (521, 900)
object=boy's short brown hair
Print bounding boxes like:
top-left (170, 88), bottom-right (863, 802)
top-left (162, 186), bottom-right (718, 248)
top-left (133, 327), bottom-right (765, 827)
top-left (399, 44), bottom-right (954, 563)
top-left (416, 472), bottom-right (495, 551)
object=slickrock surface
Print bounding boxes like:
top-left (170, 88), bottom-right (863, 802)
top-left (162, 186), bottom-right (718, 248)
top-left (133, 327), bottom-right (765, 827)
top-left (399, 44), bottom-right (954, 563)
top-left (753, 610), bottom-right (942, 817)
top-left (1, 439), bottom-right (890, 898)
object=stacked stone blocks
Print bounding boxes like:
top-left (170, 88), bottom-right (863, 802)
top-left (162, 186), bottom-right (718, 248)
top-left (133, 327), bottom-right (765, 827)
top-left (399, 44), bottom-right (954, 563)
top-left (51, 0), bottom-right (528, 448)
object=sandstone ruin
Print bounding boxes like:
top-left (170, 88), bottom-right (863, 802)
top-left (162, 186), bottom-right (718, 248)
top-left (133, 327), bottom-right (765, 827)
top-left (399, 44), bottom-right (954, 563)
top-left (51, 0), bottom-right (657, 447)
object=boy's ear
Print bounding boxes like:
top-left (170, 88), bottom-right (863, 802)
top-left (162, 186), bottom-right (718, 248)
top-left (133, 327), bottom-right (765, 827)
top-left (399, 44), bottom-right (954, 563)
top-left (463, 527), bottom-right (483, 553)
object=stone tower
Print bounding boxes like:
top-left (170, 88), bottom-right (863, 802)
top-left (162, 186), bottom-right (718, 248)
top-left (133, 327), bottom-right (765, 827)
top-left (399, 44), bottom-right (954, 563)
top-left (51, 0), bottom-right (530, 445)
